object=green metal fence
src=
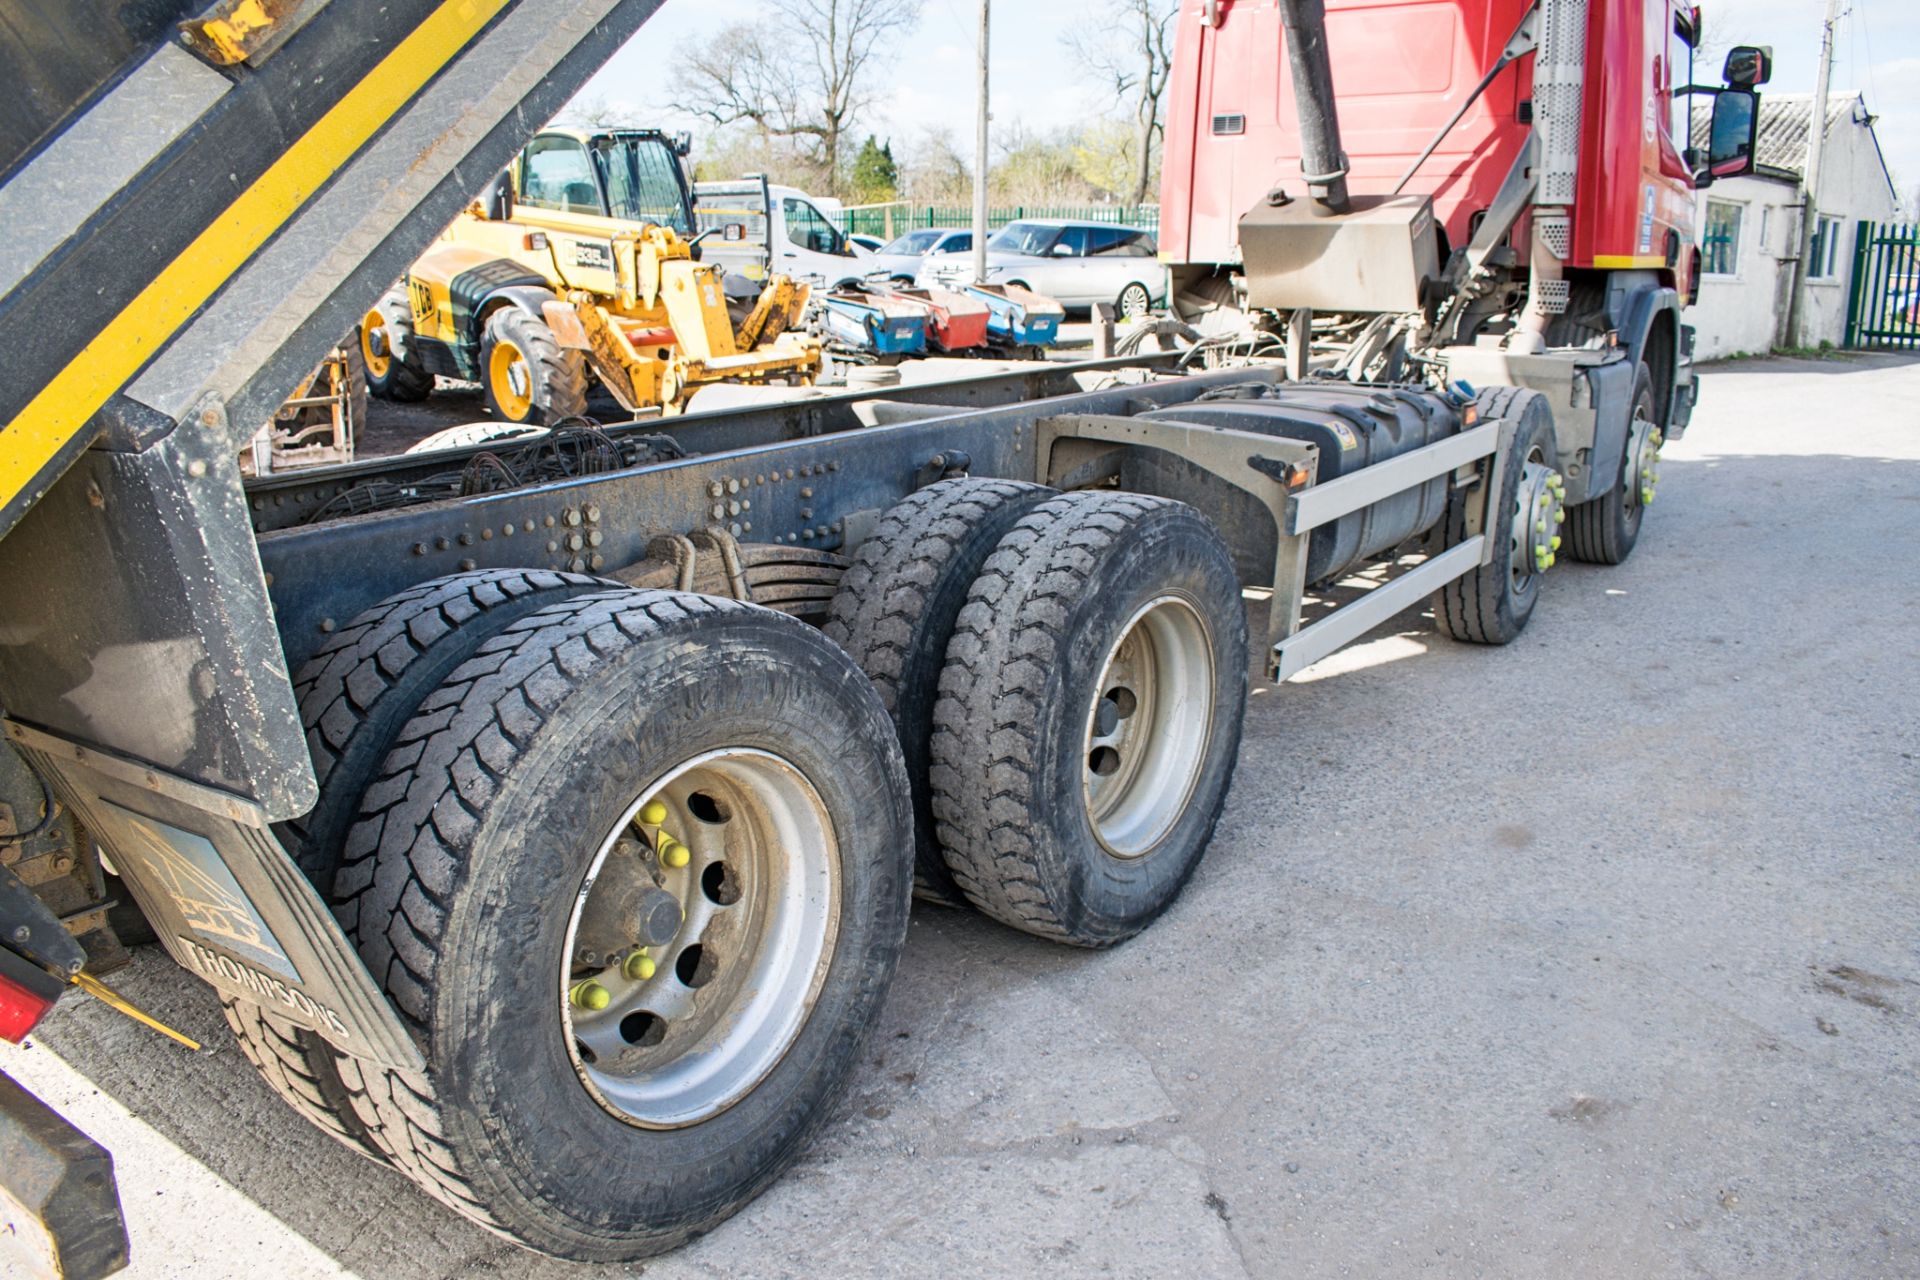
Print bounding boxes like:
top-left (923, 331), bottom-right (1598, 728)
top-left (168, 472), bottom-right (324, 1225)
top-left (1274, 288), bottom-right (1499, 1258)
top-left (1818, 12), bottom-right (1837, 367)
top-left (837, 203), bottom-right (1160, 241)
top-left (1844, 220), bottom-right (1920, 349)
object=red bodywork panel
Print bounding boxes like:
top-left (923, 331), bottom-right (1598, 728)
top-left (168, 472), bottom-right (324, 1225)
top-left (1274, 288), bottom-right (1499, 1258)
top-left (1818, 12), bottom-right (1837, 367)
top-left (1161, 0), bottom-right (1695, 286)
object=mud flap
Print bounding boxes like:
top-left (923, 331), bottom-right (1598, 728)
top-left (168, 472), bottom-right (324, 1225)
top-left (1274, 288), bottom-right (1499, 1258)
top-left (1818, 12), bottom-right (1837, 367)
top-left (5, 722), bottom-right (421, 1071)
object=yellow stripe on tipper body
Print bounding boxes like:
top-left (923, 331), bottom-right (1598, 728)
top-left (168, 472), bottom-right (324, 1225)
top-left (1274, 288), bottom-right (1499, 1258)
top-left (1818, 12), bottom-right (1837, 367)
top-left (1591, 254), bottom-right (1668, 269)
top-left (0, 0), bottom-right (512, 517)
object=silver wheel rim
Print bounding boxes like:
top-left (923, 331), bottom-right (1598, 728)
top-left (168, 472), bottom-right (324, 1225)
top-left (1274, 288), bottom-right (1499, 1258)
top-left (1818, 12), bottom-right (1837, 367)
top-left (560, 749), bottom-right (840, 1128)
top-left (1510, 446), bottom-right (1566, 588)
top-left (1082, 596), bottom-right (1214, 858)
top-left (1120, 287), bottom-right (1150, 319)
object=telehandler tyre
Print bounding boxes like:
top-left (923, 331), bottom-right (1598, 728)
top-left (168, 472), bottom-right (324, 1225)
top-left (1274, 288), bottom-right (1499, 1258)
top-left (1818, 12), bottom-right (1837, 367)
top-left (480, 306), bottom-right (588, 426)
top-left (334, 589), bottom-right (912, 1260)
top-left (224, 569), bottom-right (607, 1160)
top-left (1435, 387), bottom-right (1561, 645)
top-left (822, 476), bottom-right (1054, 906)
top-left (929, 492), bottom-right (1247, 946)
top-left (1565, 362), bottom-right (1660, 565)
top-left (361, 292), bottom-right (434, 402)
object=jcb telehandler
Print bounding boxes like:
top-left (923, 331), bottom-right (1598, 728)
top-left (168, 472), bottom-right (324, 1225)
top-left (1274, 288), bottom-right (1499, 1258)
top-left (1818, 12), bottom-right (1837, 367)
top-left (363, 127), bottom-right (821, 425)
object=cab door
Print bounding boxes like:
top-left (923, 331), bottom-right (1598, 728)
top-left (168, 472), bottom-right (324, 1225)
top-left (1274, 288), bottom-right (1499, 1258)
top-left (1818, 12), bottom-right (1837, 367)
top-left (511, 134), bottom-right (622, 295)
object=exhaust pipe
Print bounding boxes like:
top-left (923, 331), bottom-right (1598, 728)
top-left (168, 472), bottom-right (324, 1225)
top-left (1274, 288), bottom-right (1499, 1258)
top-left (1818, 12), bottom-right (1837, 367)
top-left (1278, 0), bottom-right (1351, 216)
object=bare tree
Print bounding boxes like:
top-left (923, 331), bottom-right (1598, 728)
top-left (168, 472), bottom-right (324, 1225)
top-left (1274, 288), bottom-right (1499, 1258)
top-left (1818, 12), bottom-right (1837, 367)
top-left (673, 0), bottom-right (923, 195)
top-left (1065, 0), bottom-right (1178, 205)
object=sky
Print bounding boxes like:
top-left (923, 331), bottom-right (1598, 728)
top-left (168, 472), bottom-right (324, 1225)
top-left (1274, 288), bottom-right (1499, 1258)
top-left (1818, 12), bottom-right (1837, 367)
top-left (574, 0), bottom-right (1919, 201)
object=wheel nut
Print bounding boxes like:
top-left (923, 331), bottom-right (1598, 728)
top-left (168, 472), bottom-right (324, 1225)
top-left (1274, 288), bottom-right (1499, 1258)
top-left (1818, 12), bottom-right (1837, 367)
top-left (624, 951), bottom-right (657, 981)
top-left (1550, 535), bottom-right (1561, 551)
top-left (639, 799), bottom-right (668, 826)
top-left (660, 838), bottom-right (691, 869)
top-left (570, 980), bottom-right (611, 1011)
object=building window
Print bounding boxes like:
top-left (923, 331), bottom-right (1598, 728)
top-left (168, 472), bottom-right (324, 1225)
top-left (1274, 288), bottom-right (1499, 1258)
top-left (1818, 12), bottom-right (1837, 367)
top-left (1702, 200), bottom-right (1743, 276)
top-left (1809, 215), bottom-right (1842, 279)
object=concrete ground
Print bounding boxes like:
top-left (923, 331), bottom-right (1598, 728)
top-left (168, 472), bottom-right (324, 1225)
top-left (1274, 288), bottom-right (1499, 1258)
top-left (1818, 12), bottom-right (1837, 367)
top-left (6, 352), bottom-right (1917, 1279)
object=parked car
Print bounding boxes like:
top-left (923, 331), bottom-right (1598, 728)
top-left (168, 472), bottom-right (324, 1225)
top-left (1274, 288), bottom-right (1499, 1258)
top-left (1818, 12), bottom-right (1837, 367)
top-left (863, 227), bottom-right (976, 284)
top-left (916, 219), bottom-right (1165, 316)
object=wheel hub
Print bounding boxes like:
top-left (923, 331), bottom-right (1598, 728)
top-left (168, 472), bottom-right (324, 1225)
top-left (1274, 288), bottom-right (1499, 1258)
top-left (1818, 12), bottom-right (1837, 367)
top-left (561, 750), bottom-right (840, 1129)
top-left (1082, 597), bottom-right (1214, 858)
top-left (1511, 458), bottom-right (1566, 585)
top-left (1627, 414), bottom-right (1663, 509)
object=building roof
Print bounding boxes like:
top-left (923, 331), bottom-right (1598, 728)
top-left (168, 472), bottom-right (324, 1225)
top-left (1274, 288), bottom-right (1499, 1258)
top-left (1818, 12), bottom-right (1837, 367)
top-left (1688, 91), bottom-right (1896, 198)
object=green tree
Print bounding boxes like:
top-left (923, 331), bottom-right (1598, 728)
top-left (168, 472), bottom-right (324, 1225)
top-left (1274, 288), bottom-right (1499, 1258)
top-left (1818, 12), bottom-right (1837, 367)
top-left (850, 136), bottom-right (900, 204)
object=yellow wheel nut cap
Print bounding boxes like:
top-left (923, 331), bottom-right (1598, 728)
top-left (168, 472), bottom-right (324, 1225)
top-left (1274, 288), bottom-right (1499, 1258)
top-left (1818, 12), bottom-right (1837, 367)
top-left (571, 981), bottom-right (611, 1011)
top-left (1550, 534), bottom-right (1562, 551)
top-left (624, 952), bottom-right (657, 981)
top-left (638, 799), bottom-right (668, 826)
top-left (661, 839), bottom-right (691, 869)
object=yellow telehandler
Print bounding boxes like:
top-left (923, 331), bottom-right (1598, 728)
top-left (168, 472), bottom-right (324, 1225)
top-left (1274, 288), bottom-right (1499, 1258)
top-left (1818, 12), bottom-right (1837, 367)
top-left (361, 128), bottom-right (820, 424)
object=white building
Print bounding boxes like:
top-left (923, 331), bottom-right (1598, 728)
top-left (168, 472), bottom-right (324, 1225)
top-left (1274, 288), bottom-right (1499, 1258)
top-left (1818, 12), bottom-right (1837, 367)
top-left (1687, 92), bottom-right (1899, 359)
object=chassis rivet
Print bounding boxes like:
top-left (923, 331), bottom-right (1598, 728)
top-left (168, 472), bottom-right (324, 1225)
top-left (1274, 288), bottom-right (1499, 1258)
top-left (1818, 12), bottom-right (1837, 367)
top-left (586, 505), bottom-right (601, 523)
top-left (828, 461), bottom-right (841, 472)
top-left (459, 558), bottom-right (476, 571)
top-left (319, 618), bottom-right (335, 633)
top-left (709, 481), bottom-right (724, 498)
top-left (412, 542), bottom-right (428, 556)
top-left (186, 460), bottom-right (208, 478)
top-left (727, 479), bottom-right (741, 495)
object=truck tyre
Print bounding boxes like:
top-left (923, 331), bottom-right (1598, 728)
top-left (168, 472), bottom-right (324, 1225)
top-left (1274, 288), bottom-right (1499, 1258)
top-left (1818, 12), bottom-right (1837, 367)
top-left (1565, 362), bottom-right (1659, 565)
top-left (929, 492), bottom-right (1247, 946)
top-left (822, 477), bottom-right (1054, 906)
top-left (224, 569), bottom-right (606, 1161)
top-left (480, 306), bottom-right (588, 426)
top-left (361, 292), bottom-right (434, 402)
top-left (334, 590), bottom-right (912, 1260)
top-left (1435, 387), bottom-right (1562, 645)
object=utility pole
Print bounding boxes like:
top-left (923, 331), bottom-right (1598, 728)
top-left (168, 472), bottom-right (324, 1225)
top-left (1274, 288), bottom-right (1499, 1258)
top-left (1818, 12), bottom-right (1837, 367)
top-left (972, 0), bottom-right (991, 284)
top-left (1786, 0), bottom-right (1841, 349)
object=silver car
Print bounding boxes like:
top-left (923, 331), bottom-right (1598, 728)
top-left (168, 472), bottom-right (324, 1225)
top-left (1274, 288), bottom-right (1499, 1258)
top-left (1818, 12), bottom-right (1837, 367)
top-left (915, 219), bottom-right (1166, 317)
top-left (863, 227), bottom-right (976, 284)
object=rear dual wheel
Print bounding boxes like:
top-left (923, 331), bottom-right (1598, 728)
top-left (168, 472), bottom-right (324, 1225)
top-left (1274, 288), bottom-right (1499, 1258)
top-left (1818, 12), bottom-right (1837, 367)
top-left (334, 590), bottom-right (911, 1259)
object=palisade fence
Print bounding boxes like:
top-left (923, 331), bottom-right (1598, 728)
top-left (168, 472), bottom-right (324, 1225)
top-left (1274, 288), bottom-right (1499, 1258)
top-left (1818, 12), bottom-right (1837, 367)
top-left (836, 202), bottom-right (1160, 240)
top-left (1844, 220), bottom-right (1920, 349)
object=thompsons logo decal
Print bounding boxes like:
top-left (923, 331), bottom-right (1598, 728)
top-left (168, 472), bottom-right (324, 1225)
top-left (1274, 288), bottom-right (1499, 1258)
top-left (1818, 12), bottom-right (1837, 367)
top-left (177, 937), bottom-right (350, 1039)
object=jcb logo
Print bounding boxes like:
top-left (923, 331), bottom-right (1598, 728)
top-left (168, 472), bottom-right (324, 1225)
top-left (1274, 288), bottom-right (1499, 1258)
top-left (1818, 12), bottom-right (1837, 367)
top-left (409, 278), bottom-right (434, 327)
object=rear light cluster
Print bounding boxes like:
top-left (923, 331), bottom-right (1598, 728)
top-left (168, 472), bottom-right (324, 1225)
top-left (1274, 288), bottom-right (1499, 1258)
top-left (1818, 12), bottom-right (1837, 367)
top-left (0, 946), bottom-right (63, 1043)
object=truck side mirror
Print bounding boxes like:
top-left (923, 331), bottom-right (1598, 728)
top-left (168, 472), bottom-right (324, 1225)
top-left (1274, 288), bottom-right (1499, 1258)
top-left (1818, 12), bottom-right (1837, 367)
top-left (1723, 45), bottom-right (1772, 88)
top-left (1704, 88), bottom-right (1759, 179)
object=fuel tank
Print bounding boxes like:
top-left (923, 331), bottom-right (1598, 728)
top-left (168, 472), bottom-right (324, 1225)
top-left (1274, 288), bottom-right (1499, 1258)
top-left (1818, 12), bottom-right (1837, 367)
top-left (1142, 382), bottom-right (1461, 585)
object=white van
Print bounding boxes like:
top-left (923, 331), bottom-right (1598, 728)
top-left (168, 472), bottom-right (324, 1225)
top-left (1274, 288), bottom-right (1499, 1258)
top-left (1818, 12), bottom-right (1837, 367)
top-left (694, 178), bottom-right (868, 290)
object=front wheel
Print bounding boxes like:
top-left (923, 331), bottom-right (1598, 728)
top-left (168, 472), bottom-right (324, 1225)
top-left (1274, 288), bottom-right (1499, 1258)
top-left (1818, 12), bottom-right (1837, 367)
top-left (1435, 387), bottom-right (1563, 645)
top-left (480, 306), bottom-right (588, 426)
top-left (1565, 362), bottom-right (1661, 564)
top-left (1117, 282), bottom-right (1152, 320)
top-left (337, 590), bottom-right (912, 1260)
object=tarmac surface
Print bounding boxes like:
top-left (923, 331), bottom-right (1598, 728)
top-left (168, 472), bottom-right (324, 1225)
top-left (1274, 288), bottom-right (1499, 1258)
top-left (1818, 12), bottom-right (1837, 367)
top-left (6, 351), bottom-right (1917, 1279)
